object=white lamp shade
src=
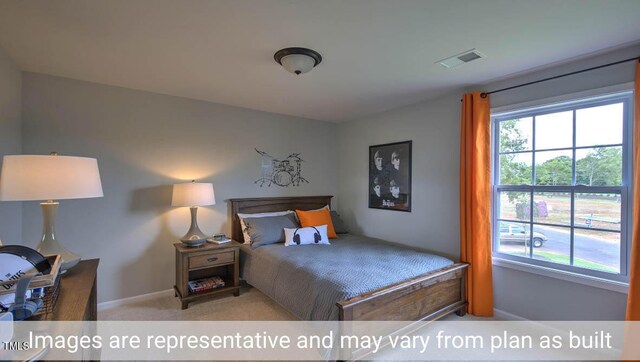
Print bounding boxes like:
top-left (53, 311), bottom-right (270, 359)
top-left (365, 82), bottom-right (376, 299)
top-left (280, 54), bottom-right (316, 75)
top-left (172, 182), bottom-right (215, 207)
top-left (0, 155), bottom-right (103, 201)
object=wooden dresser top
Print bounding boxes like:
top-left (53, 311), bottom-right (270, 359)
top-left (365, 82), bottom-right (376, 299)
top-left (34, 259), bottom-right (99, 321)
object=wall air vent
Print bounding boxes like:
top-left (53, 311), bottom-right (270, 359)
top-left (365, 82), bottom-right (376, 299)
top-left (437, 49), bottom-right (486, 69)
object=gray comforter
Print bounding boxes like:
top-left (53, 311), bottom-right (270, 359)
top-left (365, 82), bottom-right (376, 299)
top-left (239, 234), bottom-right (453, 321)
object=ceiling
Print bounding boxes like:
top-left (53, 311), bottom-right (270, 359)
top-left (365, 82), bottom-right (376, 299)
top-left (1, 0), bottom-right (639, 122)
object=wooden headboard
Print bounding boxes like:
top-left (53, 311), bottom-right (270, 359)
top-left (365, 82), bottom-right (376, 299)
top-left (228, 196), bottom-right (333, 242)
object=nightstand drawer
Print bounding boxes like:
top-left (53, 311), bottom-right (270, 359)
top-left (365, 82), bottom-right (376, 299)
top-left (189, 251), bottom-right (235, 270)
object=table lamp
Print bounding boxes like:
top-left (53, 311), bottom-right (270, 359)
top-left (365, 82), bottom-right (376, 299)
top-left (172, 181), bottom-right (215, 247)
top-left (0, 153), bottom-right (103, 272)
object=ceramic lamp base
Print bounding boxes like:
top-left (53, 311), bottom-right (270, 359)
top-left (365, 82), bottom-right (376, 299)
top-left (36, 202), bottom-right (81, 273)
top-left (180, 207), bottom-right (207, 247)
top-left (179, 238), bottom-right (206, 247)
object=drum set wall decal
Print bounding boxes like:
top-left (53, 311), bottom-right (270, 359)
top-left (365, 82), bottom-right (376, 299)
top-left (254, 149), bottom-right (309, 187)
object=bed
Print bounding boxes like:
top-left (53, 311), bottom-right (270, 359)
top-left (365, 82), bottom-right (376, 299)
top-left (229, 195), bottom-right (468, 322)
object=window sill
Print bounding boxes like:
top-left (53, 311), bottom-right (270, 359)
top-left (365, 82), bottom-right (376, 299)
top-left (492, 257), bottom-right (629, 294)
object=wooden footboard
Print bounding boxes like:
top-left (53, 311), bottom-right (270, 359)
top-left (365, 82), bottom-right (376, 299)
top-left (337, 263), bottom-right (468, 321)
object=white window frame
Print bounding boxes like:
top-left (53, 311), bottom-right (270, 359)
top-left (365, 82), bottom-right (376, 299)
top-left (491, 85), bottom-right (634, 286)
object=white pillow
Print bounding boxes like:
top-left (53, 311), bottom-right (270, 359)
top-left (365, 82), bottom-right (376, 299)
top-left (310, 205), bottom-right (329, 211)
top-left (238, 210), bottom-right (295, 244)
top-left (284, 225), bottom-right (330, 246)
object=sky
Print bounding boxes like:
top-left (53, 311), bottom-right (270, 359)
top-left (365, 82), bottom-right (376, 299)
top-left (501, 102), bottom-right (623, 164)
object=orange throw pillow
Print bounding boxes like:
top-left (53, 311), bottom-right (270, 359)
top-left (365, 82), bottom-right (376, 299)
top-left (295, 208), bottom-right (337, 239)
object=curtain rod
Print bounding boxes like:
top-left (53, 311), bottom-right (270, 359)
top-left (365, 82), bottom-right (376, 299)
top-left (461, 56), bottom-right (640, 101)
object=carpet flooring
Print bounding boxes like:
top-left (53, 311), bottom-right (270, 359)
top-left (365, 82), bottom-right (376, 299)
top-left (99, 285), bottom-right (484, 321)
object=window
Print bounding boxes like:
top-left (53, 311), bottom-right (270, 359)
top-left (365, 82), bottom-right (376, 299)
top-left (492, 91), bottom-right (633, 282)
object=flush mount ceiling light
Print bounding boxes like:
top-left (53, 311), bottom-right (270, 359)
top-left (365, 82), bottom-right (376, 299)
top-left (274, 47), bottom-right (322, 75)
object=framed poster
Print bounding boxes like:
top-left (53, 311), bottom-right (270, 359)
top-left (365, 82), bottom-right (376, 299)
top-left (368, 140), bottom-right (412, 212)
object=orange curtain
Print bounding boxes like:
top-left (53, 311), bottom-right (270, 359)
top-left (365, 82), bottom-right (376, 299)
top-left (626, 59), bottom-right (640, 321)
top-left (460, 91), bottom-right (494, 317)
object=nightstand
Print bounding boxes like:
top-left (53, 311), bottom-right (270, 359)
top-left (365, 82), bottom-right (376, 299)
top-left (174, 241), bottom-right (241, 309)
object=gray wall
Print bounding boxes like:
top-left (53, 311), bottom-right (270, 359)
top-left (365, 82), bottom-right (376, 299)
top-left (484, 44), bottom-right (640, 321)
top-left (0, 46), bottom-right (22, 245)
top-left (337, 43), bottom-right (639, 320)
top-left (337, 95), bottom-right (462, 260)
top-left (21, 73), bottom-right (338, 303)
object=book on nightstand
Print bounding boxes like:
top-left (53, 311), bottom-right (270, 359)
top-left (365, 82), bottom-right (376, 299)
top-left (206, 234), bottom-right (231, 244)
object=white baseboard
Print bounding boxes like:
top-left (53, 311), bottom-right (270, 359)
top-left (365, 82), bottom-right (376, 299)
top-left (493, 308), bottom-right (528, 321)
top-left (98, 288), bottom-right (174, 312)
